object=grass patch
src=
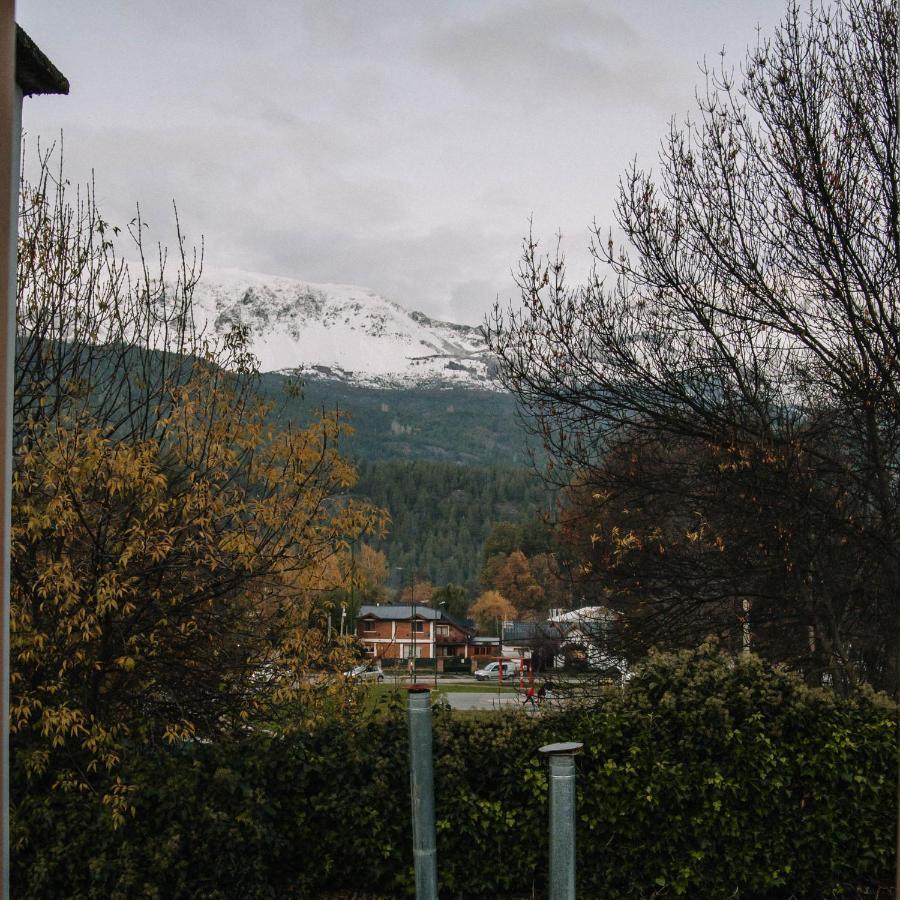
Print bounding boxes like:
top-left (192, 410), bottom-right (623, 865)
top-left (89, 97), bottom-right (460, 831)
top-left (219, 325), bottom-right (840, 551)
top-left (368, 683), bottom-right (517, 698)
top-left (363, 682), bottom-right (520, 714)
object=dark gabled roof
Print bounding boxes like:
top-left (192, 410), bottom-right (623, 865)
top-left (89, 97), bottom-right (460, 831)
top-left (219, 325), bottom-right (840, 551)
top-left (440, 610), bottom-right (474, 634)
top-left (358, 604), bottom-right (441, 622)
top-left (16, 26), bottom-right (69, 96)
top-left (357, 605), bottom-right (474, 634)
top-left (502, 621), bottom-right (559, 642)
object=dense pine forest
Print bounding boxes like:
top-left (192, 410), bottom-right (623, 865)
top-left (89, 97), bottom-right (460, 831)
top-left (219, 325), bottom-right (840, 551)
top-left (351, 459), bottom-right (550, 591)
top-left (258, 373), bottom-right (535, 466)
top-left (255, 373), bottom-right (551, 590)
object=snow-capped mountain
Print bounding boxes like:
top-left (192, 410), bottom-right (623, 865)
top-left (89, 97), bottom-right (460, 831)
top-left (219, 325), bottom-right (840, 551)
top-left (190, 267), bottom-right (500, 390)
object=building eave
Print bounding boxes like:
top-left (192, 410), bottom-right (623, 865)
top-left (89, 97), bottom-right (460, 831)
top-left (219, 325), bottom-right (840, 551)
top-left (16, 26), bottom-right (69, 96)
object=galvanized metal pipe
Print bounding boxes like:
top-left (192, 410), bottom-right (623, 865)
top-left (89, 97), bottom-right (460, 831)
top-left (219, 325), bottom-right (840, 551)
top-left (407, 686), bottom-right (437, 900)
top-left (539, 741), bottom-right (583, 900)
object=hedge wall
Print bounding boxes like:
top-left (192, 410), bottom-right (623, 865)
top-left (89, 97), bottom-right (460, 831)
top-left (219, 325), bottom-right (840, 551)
top-left (12, 647), bottom-right (896, 898)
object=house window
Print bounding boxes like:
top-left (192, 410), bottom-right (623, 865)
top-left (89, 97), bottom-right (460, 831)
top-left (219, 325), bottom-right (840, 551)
top-left (436, 624), bottom-right (449, 637)
top-left (363, 619), bottom-right (376, 633)
top-left (413, 620), bottom-right (424, 633)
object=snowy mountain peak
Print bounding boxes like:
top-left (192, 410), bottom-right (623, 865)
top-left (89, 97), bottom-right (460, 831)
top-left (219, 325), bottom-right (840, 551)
top-left (190, 267), bottom-right (500, 390)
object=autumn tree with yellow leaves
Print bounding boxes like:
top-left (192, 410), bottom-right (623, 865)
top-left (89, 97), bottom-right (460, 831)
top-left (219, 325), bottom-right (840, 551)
top-left (469, 590), bottom-right (515, 635)
top-left (10, 153), bottom-right (385, 818)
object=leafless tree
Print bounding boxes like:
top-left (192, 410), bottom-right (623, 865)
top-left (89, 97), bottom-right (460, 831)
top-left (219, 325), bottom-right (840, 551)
top-left (488, 0), bottom-right (899, 692)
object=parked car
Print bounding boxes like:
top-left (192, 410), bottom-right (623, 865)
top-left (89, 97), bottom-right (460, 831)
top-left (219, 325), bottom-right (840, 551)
top-left (474, 661), bottom-right (513, 681)
top-left (344, 664), bottom-right (384, 683)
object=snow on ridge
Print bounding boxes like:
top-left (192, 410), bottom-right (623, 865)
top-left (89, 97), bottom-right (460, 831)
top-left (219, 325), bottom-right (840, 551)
top-left (188, 266), bottom-right (500, 391)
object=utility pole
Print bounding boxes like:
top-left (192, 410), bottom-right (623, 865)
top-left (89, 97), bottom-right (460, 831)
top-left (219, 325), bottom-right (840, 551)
top-left (411, 568), bottom-right (416, 685)
top-left (434, 600), bottom-right (445, 688)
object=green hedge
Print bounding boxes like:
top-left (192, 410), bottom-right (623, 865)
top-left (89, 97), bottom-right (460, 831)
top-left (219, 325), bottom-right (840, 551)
top-left (441, 656), bottom-right (472, 673)
top-left (12, 647), bottom-right (896, 898)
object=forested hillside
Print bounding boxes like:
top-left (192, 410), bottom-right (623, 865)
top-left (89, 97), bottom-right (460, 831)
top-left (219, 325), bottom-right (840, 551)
top-left (351, 459), bottom-right (550, 590)
top-left (73, 353), bottom-right (547, 589)
top-left (258, 373), bottom-right (534, 466)
top-left (45, 345), bottom-right (547, 590)
top-left (254, 374), bottom-right (551, 589)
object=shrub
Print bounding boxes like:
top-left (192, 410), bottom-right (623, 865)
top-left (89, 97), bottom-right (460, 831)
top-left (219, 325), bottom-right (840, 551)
top-left (12, 647), bottom-right (895, 898)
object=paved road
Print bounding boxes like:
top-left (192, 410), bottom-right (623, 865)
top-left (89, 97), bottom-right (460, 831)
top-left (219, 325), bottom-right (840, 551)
top-left (443, 691), bottom-right (526, 711)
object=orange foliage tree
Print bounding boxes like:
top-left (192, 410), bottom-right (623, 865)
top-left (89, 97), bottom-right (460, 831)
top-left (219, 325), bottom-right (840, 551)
top-left (493, 550), bottom-right (544, 616)
top-left (469, 590), bottom-right (516, 634)
top-left (11, 153), bottom-right (385, 819)
top-left (396, 578), bottom-right (437, 605)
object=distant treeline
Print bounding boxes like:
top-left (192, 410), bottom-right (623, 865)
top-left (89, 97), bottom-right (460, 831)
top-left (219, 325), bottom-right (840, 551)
top-left (258, 373), bottom-right (538, 466)
top-left (351, 459), bottom-right (550, 591)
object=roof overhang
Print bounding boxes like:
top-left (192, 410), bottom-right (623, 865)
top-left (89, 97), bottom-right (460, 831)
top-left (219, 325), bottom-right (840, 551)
top-left (16, 25), bottom-right (69, 96)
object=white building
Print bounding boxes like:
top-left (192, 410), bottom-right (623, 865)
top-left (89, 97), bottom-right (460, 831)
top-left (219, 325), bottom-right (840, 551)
top-left (549, 606), bottom-right (627, 674)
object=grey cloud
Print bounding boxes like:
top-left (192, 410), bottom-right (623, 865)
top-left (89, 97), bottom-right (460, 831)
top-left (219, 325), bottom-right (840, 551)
top-left (449, 279), bottom-right (505, 325)
top-left (213, 217), bottom-right (520, 325)
top-left (18, 0), bottom-right (790, 329)
top-left (425, 0), bottom-right (679, 112)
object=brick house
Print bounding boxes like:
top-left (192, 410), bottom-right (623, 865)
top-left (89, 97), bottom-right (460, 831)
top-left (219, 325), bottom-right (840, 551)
top-left (357, 604), bottom-right (489, 661)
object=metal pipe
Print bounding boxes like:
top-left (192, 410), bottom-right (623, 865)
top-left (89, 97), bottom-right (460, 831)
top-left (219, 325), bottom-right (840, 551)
top-left (539, 741), bottom-right (583, 900)
top-left (407, 686), bottom-right (437, 900)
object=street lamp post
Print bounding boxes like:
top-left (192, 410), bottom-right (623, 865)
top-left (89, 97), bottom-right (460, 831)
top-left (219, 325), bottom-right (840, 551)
top-left (407, 686), bottom-right (437, 899)
top-left (434, 600), bottom-right (446, 687)
top-left (411, 571), bottom-right (416, 685)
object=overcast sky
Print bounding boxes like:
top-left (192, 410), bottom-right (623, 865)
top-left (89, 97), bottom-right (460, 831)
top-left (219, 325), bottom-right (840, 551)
top-left (18, 1), bottom-right (787, 325)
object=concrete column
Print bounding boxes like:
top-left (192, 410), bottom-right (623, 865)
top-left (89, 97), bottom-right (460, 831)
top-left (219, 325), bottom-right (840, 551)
top-left (0, 11), bottom-right (18, 893)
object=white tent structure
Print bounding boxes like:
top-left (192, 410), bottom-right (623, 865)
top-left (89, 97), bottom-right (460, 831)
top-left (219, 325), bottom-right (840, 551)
top-left (548, 606), bottom-right (627, 675)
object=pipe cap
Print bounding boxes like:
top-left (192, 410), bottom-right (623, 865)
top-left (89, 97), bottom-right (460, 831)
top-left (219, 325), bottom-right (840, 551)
top-left (538, 741), bottom-right (583, 755)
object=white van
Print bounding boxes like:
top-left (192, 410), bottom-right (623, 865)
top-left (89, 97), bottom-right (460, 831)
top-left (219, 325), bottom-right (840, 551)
top-left (474, 661), bottom-right (516, 681)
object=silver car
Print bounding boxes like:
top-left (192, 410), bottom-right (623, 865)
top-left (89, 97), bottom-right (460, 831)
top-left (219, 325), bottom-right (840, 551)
top-left (345, 663), bottom-right (385, 683)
